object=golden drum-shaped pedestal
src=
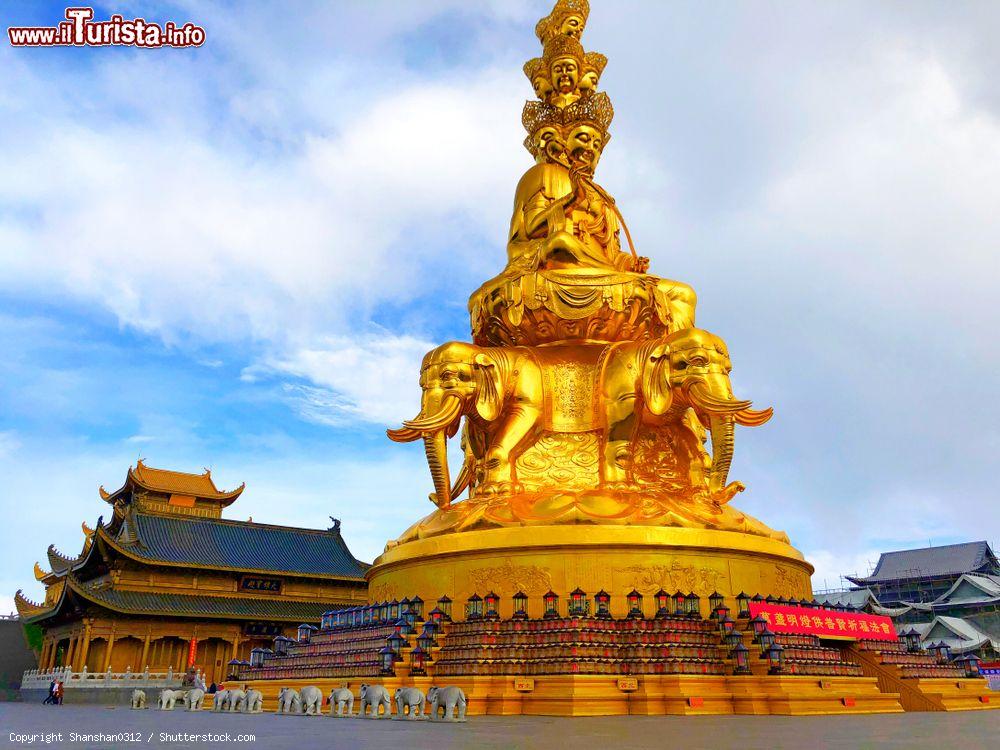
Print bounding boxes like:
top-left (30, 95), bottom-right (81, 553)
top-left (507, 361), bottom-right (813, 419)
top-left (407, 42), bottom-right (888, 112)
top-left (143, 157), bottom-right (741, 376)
top-left (367, 525), bottom-right (814, 616)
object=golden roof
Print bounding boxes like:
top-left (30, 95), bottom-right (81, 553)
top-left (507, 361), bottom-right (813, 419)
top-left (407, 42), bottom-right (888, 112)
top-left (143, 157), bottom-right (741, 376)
top-left (100, 459), bottom-right (245, 505)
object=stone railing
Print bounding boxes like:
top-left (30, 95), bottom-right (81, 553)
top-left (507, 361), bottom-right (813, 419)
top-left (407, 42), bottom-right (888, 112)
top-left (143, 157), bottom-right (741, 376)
top-left (21, 666), bottom-right (185, 691)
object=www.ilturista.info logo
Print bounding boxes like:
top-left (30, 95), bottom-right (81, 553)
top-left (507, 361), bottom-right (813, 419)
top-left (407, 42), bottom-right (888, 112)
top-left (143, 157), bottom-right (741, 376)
top-left (8, 7), bottom-right (205, 48)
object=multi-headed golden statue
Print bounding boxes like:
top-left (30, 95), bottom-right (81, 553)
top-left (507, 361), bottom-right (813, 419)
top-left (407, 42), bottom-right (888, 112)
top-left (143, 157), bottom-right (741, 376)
top-left (373, 0), bottom-right (814, 613)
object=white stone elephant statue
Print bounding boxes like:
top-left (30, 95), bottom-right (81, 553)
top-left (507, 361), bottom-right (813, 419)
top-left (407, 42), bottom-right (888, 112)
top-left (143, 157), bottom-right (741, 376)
top-left (212, 689), bottom-right (230, 712)
top-left (328, 687), bottom-right (354, 717)
top-left (300, 686), bottom-right (323, 716)
top-left (130, 689), bottom-right (146, 709)
top-left (426, 686), bottom-right (467, 722)
top-left (358, 684), bottom-right (392, 718)
top-left (186, 688), bottom-right (206, 711)
top-left (276, 687), bottom-right (302, 715)
top-left (223, 688), bottom-right (245, 712)
top-left (240, 689), bottom-right (263, 713)
top-left (393, 687), bottom-right (425, 719)
top-left (158, 689), bottom-right (187, 710)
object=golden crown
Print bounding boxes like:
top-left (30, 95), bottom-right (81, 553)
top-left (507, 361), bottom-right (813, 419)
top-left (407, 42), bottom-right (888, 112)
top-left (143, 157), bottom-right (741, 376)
top-left (521, 100), bottom-right (564, 137)
top-left (523, 57), bottom-right (545, 83)
top-left (584, 51), bottom-right (607, 77)
top-left (542, 33), bottom-right (586, 70)
top-left (562, 91), bottom-right (614, 140)
top-left (534, 0), bottom-right (590, 43)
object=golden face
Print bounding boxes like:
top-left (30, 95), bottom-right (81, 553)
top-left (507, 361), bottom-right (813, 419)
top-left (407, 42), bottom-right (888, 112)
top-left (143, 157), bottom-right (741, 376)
top-left (532, 74), bottom-right (553, 100)
top-left (559, 14), bottom-right (584, 38)
top-left (550, 57), bottom-right (579, 94)
top-left (533, 126), bottom-right (561, 163)
top-left (580, 70), bottom-right (599, 91)
top-left (567, 124), bottom-right (603, 170)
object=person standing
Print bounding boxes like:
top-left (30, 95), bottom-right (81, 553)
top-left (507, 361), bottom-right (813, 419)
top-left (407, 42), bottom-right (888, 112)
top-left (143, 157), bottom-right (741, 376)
top-left (54, 680), bottom-right (64, 705)
top-left (42, 680), bottom-right (56, 704)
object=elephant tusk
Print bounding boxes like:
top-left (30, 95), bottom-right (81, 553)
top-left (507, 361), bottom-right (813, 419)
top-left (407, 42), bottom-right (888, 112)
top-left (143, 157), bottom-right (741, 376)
top-left (386, 426), bottom-right (422, 443)
top-left (734, 406), bottom-right (774, 426)
top-left (686, 381), bottom-right (752, 413)
top-left (401, 395), bottom-right (464, 432)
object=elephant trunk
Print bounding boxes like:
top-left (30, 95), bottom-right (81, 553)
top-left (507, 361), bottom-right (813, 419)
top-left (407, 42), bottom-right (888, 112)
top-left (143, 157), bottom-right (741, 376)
top-left (707, 414), bottom-right (736, 495)
top-left (423, 429), bottom-right (452, 508)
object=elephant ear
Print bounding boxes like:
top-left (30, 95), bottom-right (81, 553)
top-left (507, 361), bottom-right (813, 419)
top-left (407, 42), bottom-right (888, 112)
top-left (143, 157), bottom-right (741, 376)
top-left (641, 342), bottom-right (672, 416)
top-left (473, 352), bottom-right (503, 421)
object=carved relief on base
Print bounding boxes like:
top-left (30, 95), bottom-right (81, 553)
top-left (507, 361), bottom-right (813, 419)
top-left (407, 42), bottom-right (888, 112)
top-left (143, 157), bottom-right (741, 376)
top-left (615, 562), bottom-right (727, 597)
top-left (466, 558), bottom-right (553, 595)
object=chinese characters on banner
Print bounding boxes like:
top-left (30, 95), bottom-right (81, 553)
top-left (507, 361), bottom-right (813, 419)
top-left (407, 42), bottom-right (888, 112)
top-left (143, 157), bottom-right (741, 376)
top-left (187, 637), bottom-right (198, 667)
top-left (748, 602), bottom-right (897, 640)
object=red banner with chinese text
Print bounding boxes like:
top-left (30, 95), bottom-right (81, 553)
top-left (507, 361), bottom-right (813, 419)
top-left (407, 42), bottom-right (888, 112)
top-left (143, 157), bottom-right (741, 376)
top-left (187, 637), bottom-right (198, 667)
top-left (748, 602), bottom-right (897, 640)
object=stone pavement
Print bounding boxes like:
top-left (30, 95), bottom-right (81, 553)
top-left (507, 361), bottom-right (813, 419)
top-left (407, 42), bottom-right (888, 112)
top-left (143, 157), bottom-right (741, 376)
top-left (2, 703), bottom-right (998, 750)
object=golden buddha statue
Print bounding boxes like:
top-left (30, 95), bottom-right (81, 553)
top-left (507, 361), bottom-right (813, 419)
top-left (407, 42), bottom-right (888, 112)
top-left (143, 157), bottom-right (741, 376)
top-left (369, 0), bottom-right (810, 612)
top-left (375, 0), bottom-right (813, 613)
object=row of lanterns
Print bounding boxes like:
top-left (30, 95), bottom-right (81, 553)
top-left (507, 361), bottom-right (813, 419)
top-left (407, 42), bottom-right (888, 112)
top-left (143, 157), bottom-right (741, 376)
top-left (319, 596), bottom-right (456, 630)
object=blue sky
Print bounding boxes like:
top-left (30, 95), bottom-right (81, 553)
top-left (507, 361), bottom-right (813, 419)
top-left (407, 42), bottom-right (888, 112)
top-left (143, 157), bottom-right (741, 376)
top-left (2, 1), bottom-right (999, 612)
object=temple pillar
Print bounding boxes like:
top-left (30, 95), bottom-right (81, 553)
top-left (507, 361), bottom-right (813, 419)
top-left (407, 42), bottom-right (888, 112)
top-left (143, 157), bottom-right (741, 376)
top-left (39, 639), bottom-right (49, 669)
top-left (77, 622), bottom-right (92, 672)
top-left (140, 629), bottom-right (151, 669)
top-left (103, 634), bottom-right (116, 671)
top-left (65, 635), bottom-right (78, 672)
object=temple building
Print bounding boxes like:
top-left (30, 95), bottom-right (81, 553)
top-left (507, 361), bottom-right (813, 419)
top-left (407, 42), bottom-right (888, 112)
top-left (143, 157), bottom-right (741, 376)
top-left (846, 541), bottom-right (1000, 606)
top-left (14, 461), bottom-right (369, 685)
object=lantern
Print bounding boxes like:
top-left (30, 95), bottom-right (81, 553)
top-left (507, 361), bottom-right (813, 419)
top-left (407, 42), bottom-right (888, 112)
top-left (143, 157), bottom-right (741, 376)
top-left (925, 641), bottom-right (943, 661)
top-left (410, 645), bottom-right (428, 675)
top-left (410, 596), bottom-right (425, 621)
top-left (402, 603), bottom-right (418, 629)
top-left (766, 643), bottom-right (785, 674)
top-left (736, 591), bottom-right (751, 619)
top-left (387, 632), bottom-right (406, 657)
top-left (227, 658), bottom-right (241, 679)
top-left (422, 619), bottom-right (439, 638)
top-left (512, 591), bottom-right (529, 620)
top-left (764, 595), bottom-right (777, 605)
top-left (748, 615), bottom-right (767, 640)
top-left (416, 625), bottom-right (437, 651)
top-left (776, 596), bottom-right (789, 606)
top-left (672, 590), bottom-right (687, 615)
top-left (719, 615), bottom-right (736, 638)
top-left (388, 599), bottom-right (400, 621)
top-left (437, 595), bottom-right (453, 621)
top-left (379, 644), bottom-right (397, 675)
top-left (960, 653), bottom-right (982, 678)
top-left (686, 592), bottom-right (701, 618)
top-left (484, 591), bottom-right (501, 621)
top-left (724, 630), bottom-right (743, 649)
top-left (466, 593), bottom-right (483, 621)
top-left (788, 597), bottom-right (800, 608)
top-left (902, 628), bottom-right (921, 653)
top-left (569, 588), bottom-right (587, 616)
top-left (731, 642), bottom-right (751, 675)
top-left (428, 606), bottom-right (445, 625)
top-left (653, 589), bottom-right (670, 619)
top-left (708, 591), bottom-right (724, 619)
top-left (799, 598), bottom-right (812, 609)
top-left (543, 590), bottom-right (560, 619)
top-left (626, 589), bottom-right (644, 619)
top-left (758, 626), bottom-right (776, 655)
top-left (399, 596), bottom-right (410, 617)
top-left (249, 648), bottom-right (266, 668)
top-left (395, 617), bottom-right (413, 636)
top-left (273, 635), bottom-right (292, 656)
top-left (296, 624), bottom-right (315, 643)
top-left (376, 601), bottom-right (387, 622)
top-left (595, 590), bottom-right (612, 619)
top-left (939, 641), bottom-right (953, 662)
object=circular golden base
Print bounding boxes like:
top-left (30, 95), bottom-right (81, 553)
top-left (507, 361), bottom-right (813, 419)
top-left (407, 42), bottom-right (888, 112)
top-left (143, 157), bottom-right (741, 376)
top-left (367, 525), bottom-right (814, 618)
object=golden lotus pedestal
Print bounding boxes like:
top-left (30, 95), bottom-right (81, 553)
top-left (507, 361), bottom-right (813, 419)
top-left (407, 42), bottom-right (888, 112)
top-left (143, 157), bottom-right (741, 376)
top-left (367, 525), bottom-right (814, 618)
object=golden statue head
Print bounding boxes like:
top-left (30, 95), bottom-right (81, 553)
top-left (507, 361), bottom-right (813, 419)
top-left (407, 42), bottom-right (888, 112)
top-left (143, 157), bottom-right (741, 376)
top-left (523, 57), bottom-right (552, 101)
top-left (580, 51), bottom-right (608, 93)
top-left (543, 35), bottom-right (584, 97)
top-left (562, 91), bottom-right (614, 169)
top-left (534, 0), bottom-right (590, 43)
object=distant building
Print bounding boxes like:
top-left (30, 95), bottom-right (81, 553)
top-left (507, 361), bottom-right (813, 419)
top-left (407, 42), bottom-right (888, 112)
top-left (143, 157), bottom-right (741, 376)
top-left (15, 461), bottom-right (369, 685)
top-left (846, 541), bottom-right (1000, 606)
top-left (832, 541), bottom-right (1000, 660)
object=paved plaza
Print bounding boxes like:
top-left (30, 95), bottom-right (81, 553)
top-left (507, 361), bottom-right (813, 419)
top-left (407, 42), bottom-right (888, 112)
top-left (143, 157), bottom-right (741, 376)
top-left (2, 703), bottom-right (998, 750)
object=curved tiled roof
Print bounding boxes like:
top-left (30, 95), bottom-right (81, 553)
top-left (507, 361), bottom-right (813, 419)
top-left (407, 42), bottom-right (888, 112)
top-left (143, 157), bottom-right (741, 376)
top-left (21, 576), bottom-right (339, 623)
top-left (100, 513), bottom-right (369, 580)
top-left (847, 541), bottom-right (998, 585)
top-left (100, 460), bottom-right (244, 505)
